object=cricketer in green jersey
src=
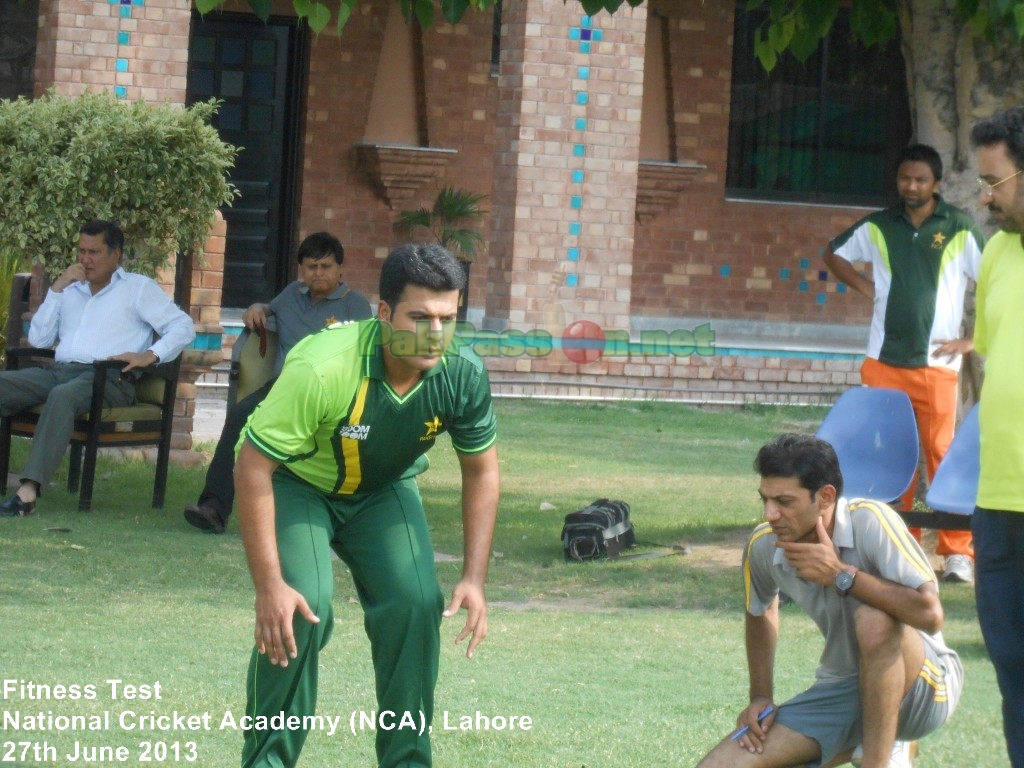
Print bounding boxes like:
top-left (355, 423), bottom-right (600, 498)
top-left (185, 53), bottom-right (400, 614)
top-left (234, 243), bottom-right (500, 768)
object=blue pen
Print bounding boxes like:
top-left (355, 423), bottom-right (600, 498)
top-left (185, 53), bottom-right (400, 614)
top-left (730, 705), bottom-right (775, 741)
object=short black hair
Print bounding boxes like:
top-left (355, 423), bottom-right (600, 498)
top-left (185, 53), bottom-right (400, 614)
top-left (296, 231), bottom-right (344, 265)
top-left (378, 243), bottom-right (466, 308)
top-left (79, 219), bottom-right (124, 253)
top-left (754, 433), bottom-right (844, 498)
top-left (971, 106), bottom-right (1024, 171)
top-left (898, 144), bottom-right (943, 182)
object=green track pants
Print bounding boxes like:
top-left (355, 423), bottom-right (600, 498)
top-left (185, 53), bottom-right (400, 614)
top-left (241, 469), bottom-right (443, 768)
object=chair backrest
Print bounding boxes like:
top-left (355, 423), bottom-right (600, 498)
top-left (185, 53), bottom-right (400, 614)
top-left (816, 387), bottom-right (920, 504)
top-left (228, 325), bottom-right (279, 407)
top-left (925, 404), bottom-right (980, 515)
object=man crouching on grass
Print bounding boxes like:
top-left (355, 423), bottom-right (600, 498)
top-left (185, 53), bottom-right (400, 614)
top-left (696, 434), bottom-right (962, 768)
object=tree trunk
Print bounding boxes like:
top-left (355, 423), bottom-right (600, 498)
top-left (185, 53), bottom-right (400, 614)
top-left (898, 0), bottom-right (1024, 413)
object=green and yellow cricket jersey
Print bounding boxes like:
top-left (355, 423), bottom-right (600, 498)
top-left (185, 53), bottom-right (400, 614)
top-left (830, 196), bottom-right (984, 370)
top-left (241, 318), bottom-right (497, 496)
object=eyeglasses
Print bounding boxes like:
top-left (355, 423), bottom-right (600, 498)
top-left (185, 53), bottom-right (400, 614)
top-left (977, 169), bottom-right (1023, 197)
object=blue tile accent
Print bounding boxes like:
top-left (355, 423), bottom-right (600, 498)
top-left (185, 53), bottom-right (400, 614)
top-left (570, 28), bottom-right (580, 40)
top-left (118, 31), bottom-right (130, 45)
top-left (581, 16), bottom-right (593, 28)
top-left (780, 268), bottom-right (791, 279)
top-left (798, 281), bottom-right (809, 292)
top-left (837, 283), bottom-right (847, 294)
top-left (116, 58), bottom-right (129, 73)
top-left (578, 66), bottom-right (590, 80)
top-left (799, 258), bottom-right (810, 269)
top-left (575, 117), bottom-right (587, 131)
top-left (119, 5), bottom-right (131, 17)
top-left (569, 222), bottom-right (581, 236)
top-left (720, 265), bottom-right (731, 277)
top-left (576, 92), bottom-right (588, 106)
top-left (580, 29), bottom-right (592, 41)
top-left (818, 270), bottom-right (828, 281)
top-left (580, 41), bottom-right (591, 53)
top-left (573, 144), bottom-right (585, 157)
top-left (568, 247), bottom-right (580, 261)
top-left (817, 293), bottom-right (827, 305)
top-left (593, 30), bottom-right (604, 41)
top-left (566, 273), bottom-right (579, 287)
top-left (114, 86), bottom-right (127, 99)
top-left (572, 170), bottom-right (585, 184)
top-left (571, 196), bottom-right (583, 209)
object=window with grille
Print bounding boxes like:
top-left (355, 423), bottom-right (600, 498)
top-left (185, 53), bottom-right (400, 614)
top-left (726, 4), bottom-right (912, 206)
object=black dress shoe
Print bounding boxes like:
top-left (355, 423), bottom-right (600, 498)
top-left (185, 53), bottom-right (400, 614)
top-left (184, 503), bottom-right (226, 533)
top-left (0, 494), bottom-right (36, 517)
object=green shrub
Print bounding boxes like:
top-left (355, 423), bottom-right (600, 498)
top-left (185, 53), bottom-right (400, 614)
top-left (0, 91), bottom-right (238, 279)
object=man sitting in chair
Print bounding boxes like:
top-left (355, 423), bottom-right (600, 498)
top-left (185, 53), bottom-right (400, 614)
top-left (696, 433), bottom-right (962, 768)
top-left (183, 231), bottom-right (371, 534)
top-left (0, 219), bottom-right (195, 517)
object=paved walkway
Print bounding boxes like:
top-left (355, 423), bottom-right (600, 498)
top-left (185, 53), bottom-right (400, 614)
top-left (193, 393), bottom-right (228, 443)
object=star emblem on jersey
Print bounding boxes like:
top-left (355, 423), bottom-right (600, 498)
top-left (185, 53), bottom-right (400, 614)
top-left (423, 416), bottom-right (442, 440)
top-left (932, 232), bottom-right (946, 249)
top-left (324, 316), bottom-right (338, 326)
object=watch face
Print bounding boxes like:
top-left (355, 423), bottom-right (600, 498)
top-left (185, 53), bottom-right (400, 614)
top-left (836, 571), bottom-right (855, 593)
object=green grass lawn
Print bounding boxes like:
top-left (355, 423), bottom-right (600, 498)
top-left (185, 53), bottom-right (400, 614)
top-left (0, 399), bottom-right (1006, 766)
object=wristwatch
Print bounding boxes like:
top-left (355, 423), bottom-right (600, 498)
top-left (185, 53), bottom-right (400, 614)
top-left (835, 569), bottom-right (857, 597)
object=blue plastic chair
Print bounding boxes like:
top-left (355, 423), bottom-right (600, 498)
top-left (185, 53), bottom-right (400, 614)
top-left (924, 404), bottom-right (980, 517)
top-left (815, 387), bottom-right (920, 506)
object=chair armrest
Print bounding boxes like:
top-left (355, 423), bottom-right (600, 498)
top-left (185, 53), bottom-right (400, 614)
top-left (5, 347), bottom-right (55, 371)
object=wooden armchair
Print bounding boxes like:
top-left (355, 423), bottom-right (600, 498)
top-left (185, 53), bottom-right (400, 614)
top-left (0, 348), bottom-right (181, 511)
top-left (227, 324), bottom-right (279, 409)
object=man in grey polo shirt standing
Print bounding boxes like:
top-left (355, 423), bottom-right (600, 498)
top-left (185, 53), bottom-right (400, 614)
top-left (696, 434), bottom-right (962, 768)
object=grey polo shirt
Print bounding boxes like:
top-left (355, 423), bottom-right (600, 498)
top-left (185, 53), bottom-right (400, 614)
top-left (267, 280), bottom-right (372, 374)
top-left (743, 497), bottom-right (959, 683)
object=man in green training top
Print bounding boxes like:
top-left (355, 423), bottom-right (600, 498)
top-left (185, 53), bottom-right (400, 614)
top-left (234, 243), bottom-right (500, 768)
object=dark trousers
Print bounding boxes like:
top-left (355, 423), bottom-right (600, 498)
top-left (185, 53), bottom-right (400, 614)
top-left (196, 379), bottom-right (275, 521)
top-left (973, 507), bottom-right (1024, 768)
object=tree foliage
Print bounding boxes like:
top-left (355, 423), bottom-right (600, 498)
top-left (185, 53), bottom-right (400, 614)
top-left (0, 92), bottom-right (238, 279)
top-left (745, 0), bottom-right (1024, 71)
top-left (194, 0), bottom-right (644, 36)
top-left (192, 0), bottom-right (1024, 62)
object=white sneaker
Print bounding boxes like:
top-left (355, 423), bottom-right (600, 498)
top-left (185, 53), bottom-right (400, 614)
top-left (942, 554), bottom-right (974, 584)
top-left (851, 740), bottom-right (916, 767)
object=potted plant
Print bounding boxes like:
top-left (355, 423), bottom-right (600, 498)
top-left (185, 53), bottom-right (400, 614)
top-left (393, 186), bottom-right (487, 320)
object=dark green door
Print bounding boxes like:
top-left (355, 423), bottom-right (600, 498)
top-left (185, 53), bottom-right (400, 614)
top-left (187, 13), bottom-right (307, 308)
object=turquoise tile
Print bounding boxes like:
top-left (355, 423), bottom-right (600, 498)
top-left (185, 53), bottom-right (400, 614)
top-left (576, 92), bottom-right (588, 106)
top-left (573, 144), bottom-right (585, 157)
top-left (566, 273), bottom-right (579, 287)
top-left (569, 222), bottom-right (582, 236)
top-left (571, 196), bottom-right (583, 209)
top-left (572, 170), bottom-right (584, 184)
top-left (116, 59), bottom-right (129, 73)
top-left (720, 265), bottom-right (730, 277)
top-left (578, 66), bottom-right (590, 79)
top-left (118, 31), bottom-right (130, 45)
top-left (574, 117), bottom-right (586, 131)
top-left (568, 247), bottom-right (580, 261)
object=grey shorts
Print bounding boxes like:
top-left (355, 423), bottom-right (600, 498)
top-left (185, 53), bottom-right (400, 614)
top-left (773, 640), bottom-right (963, 766)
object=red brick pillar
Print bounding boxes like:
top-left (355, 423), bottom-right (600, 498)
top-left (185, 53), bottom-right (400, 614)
top-left (488, 0), bottom-right (648, 375)
top-left (174, 212), bottom-right (227, 456)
